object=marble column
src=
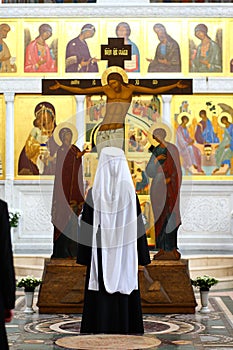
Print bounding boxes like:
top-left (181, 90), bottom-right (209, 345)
top-left (161, 95), bottom-right (172, 126)
top-left (75, 95), bottom-right (86, 150)
top-left (4, 92), bottom-right (15, 207)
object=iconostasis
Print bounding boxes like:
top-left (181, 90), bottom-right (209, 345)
top-left (0, 18), bottom-right (233, 77)
top-left (2, 91), bottom-right (229, 247)
top-left (1, 14), bottom-right (233, 248)
top-left (0, 92), bottom-right (230, 181)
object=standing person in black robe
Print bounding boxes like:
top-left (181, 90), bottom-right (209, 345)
top-left (77, 147), bottom-right (151, 334)
top-left (0, 200), bottom-right (16, 350)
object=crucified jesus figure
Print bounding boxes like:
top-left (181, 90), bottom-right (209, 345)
top-left (49, 66), bottom-right (188, 154)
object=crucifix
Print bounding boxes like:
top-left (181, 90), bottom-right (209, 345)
top-left (42, 37), bottom-right (192, 152)
top-left (43, 37), bottom-right (192, 94)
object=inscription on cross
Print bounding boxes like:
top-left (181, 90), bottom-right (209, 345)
top-left (101, 38), bottom-right (131, 68)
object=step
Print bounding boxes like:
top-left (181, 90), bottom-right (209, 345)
top-left (188, 256), bottom-right (233, 268)
top-left (190, 264), bottom-right (233, 278)
top-left (216, 276), bottom-right (233, 290)
top-left (14, 254), bottom-right (49, 280)
top-left (187, 255), bottom-right (233, 290)
top-left (15, 265), bottom-right (43, 280)
top-left (13, 254), bottom-right (49, 266)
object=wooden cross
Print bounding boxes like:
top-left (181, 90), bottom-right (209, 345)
top-left (43, 78), bottom-right (193, 95)
top-left (42, 36), bottom-right (192, 94)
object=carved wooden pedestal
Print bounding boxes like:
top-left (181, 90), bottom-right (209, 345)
top-left (139, 259), bottom-right (197, 313)
top-left (37, 258), bottom-right (197, 314)
top-left (37, 258), bottom-right (86, 314)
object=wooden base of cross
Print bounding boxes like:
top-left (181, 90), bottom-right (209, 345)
top-left (37, 258), bottom-right (197, 314)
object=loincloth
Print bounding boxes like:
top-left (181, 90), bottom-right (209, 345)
top-left (96, 127), bottom-right (124, 155)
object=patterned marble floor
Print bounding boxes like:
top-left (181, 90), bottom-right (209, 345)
top-left (6, 290), bottom-right (233, 349)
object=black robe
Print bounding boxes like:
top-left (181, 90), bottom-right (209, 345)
top-left (0, 200), bottom-right (16, 350)
top-left (77, 189), bottom-right (151, 335)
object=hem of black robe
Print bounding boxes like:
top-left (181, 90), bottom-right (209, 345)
top-left (80, 265), bottom-right (144, 335)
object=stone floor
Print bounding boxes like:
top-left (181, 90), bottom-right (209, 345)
top-left (6, 289), bottom-right (233, 349)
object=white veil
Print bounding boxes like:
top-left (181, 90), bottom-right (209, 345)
top-left (88, 147), bottom-right (138, 295)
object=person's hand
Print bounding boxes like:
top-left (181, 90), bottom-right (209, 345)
top-left (70, 200), bottom-right (78, 211)
top-left (176, 80), bottom-right (188, 89)
top-left (188, 140), bottom-right (194, 145)
top-left (46, 155), bottom-right (55, 162)
top-left (80, 58), bottom-right (91, 67)
top-left (154, 154), bottom-right (166, 163)
top-left (39, 147), bottom-right (49, 159)
top-left (225, 144), bottom-right (230, 149)
top-left (38, 58), bottom-right (46, 66)
top-left (146, 58), bottom-right (152, 62)
top-left (84, 144), bottom-right (91, 153)
top-left (165, 177), bottom-right (171, 184)
top-left (77, 149), bottom-right (87, 158)
top-left (158, 58), bottom-right (168, 65)
top-left (91, 57), bottom-right (100, 63)
top-left (77, 151), bottom-right (82, 158)
top-left (5, 309), bottom-right (14, 323)
top-left (77, 201), bottom-right (84, 215)
top-left (199, 59), bottom-right (209, 66)
top-left (157, 154), bottom-right (166, 160)
top-left (49, 80), bottom-right (61, 90)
